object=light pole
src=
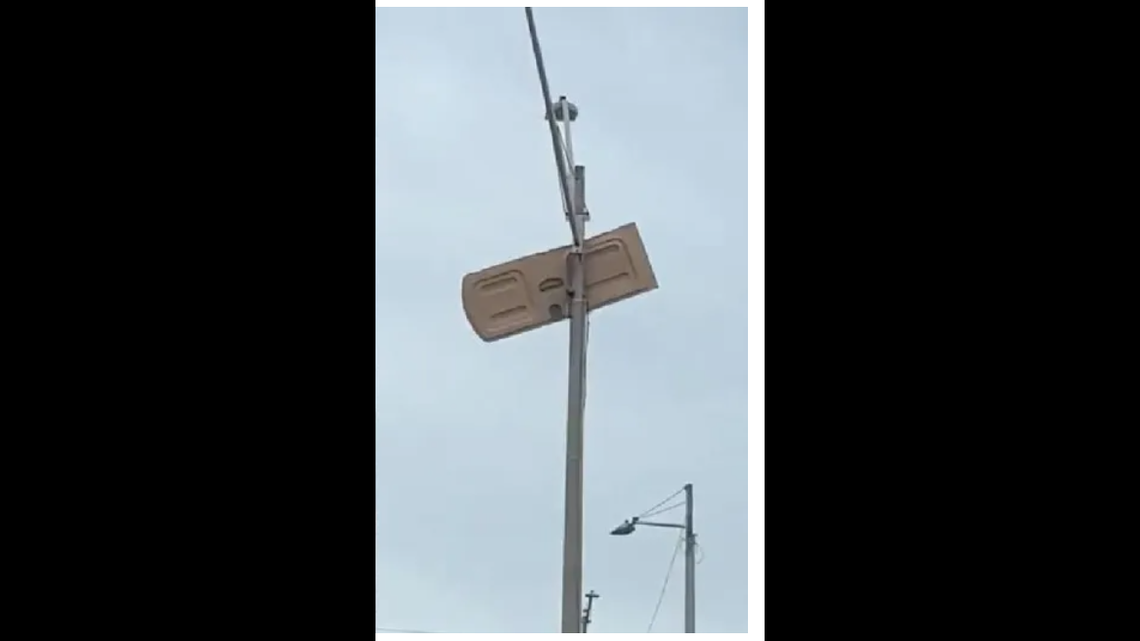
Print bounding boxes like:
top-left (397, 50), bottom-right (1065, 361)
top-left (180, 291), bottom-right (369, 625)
top-left (610, 483), bottom-right (696, 633)
top-left (461, 8), bottom-right (659, 632)
top-left (582, 589), bottom-right (599, 632)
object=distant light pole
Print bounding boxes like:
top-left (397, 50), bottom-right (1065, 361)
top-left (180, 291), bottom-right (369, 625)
top-left (610, 483), bottom-right (696, 633)
top-left (581, 589), bottom-right (599, 632)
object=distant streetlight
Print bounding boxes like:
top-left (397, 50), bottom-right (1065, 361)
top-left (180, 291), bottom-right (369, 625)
top-left (610, 484), bottom-right (696, 633)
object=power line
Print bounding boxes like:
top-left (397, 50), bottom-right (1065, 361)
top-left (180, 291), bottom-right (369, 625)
top-left (375, 626), bottom-right (431, 633)
top-left (638, 488), bottom-right (686, 519)
top-left (647, 531), bottom-right (685, 633)
top-left (641, 500), bottom-right (685, 519)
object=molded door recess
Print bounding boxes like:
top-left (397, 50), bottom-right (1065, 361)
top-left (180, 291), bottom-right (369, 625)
top-left (461, 222), bottom-right (658, 342)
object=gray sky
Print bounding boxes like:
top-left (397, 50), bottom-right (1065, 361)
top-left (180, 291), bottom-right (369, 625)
top-left (376, 7), bottom-right (748, 633)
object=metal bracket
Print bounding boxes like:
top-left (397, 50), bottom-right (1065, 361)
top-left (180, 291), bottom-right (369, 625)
top-left (565, 250), bottom-right (582, 297)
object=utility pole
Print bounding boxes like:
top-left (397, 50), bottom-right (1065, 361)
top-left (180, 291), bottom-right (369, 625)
top-left (610, 484), bottom-right (697, 632)
top-left (525, 8), bottom-right (590, 634)
top-left (582, 590), bottom-right (599, 632)
top-left (461, 8), bottom-right (657, 632)
top-left (684, 483), bottom-right (696, 633)
top-left (559, 92), bottom-right (589, 634)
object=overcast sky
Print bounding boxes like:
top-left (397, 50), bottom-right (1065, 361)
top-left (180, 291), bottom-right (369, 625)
top-left (376, 7), bottom-right (748, 633)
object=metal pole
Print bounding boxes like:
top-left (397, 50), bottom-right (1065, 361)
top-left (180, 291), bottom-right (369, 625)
top-left (562, 96), bottom-right (575, 171)
top-left (684, 483), bottom-right (695, 633)
top-left (582, 590), bottom-right (599, 632)
top-left (560, 98), bottom-right (589, 634)
top-left (522, 11), bottom-right (589, 631)
top-left (524, 8), bottom-right (583, 246)
top-left (562, 250), bottom-right (587, 633)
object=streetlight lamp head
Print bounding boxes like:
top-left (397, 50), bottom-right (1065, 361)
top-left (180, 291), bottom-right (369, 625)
top-left (610, 517), bottom-right (638, 536)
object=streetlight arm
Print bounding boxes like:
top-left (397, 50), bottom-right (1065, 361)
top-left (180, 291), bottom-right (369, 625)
top-left (637, 520), bottom-right (685, 529)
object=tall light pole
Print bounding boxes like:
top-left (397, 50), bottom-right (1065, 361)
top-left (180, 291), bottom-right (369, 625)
top-left (610, 483), bottom-right (697, 633)
top-left (460, 8), bottom-right (659, 632)
top-left (523, 9), bottom-right (589, 631)
top-left (556, 96), bottom-right (589, 636)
